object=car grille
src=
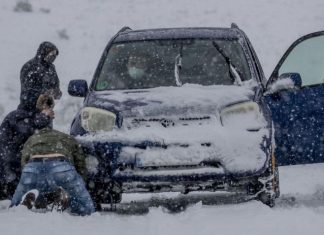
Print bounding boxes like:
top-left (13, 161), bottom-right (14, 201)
top-left (130, 116), bottom-right (211, 128)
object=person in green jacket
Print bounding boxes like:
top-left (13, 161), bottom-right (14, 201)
top-left (10, 95), bottom-right (95, 215)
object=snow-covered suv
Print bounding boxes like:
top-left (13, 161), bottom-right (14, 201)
top-left (68, 25), bottom-right (279, 207)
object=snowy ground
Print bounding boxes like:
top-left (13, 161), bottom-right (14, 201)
top-left (1, 0), bottom-right (324, 234)
top-left (1, 164), bottom-right (324, 235)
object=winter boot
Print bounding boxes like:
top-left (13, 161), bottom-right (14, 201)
top-left (20, 189), bottom-right (39, 209)
top-left (51, 187), bottom-right (69, 212)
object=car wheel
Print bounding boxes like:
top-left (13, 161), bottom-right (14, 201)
top-left (273, 165), bottom-right (280, 198)
top-left (258, 191), bottom-right (276, 207)
top-left (257, 149), bottom-right (280, 207)
top-left (88, 180), bottom-right (122, 208)
top-left (107, 191), bottom-right (122, 204)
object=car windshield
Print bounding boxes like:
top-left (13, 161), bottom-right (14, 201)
top-left (95, 39), bottom-right (251, 90)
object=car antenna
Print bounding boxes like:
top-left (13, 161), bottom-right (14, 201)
top-left (118, 26), bottom-right (132, 33)
top-left (231, 23), bottom-right (239, 29)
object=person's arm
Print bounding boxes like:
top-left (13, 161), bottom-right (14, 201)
top-left (70, 137), bottom-right (88, 181)
top-left (20, 62), bottom-right (41, 92)
top-left (15, 117), bottom-right (36, 138)
top-left (21, 137), bottom-right (33, 167)
top-left (42, 65), bottom-right (62, 99)
top-left (34, 112), bottom-right (52, 129)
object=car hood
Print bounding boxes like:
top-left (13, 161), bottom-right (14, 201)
top-left (89, 83), bottom-right (256, 117)
top-left (80, 116), bottom-right (269, 174)
top-left (79, 81), bottom-right (269, 174)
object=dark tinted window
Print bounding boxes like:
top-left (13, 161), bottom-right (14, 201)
top-left (95, 39), bottom-right (251, 90)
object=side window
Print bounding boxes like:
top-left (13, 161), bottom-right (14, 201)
top-left (279, 35), bottom-right (324, 86)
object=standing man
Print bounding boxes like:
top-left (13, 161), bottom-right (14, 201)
top-left (20, 41), bottom-right (62, 111)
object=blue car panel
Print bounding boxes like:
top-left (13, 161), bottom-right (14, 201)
top-left (266, 31), bottom-right (324, 166)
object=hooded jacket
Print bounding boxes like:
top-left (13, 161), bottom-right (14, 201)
top-left (19, 42), bottom-right (62, 111)
top-left (0, 109), bottom-right (51, 185)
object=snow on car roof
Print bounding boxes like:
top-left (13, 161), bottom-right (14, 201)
top-left (115, 27), bottom-right (241, 42)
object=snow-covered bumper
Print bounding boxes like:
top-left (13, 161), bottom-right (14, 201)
top-left (80, 138), bottom-right (271, 199)
top-left (113, 165), bottom-right (267, 195)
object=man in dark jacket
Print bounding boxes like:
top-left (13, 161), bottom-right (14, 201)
top-left (10, 124), bottom-right (95, 215)
top-left (0, 95), bottom-right (54, 199)
top-left (19, 41), bottom-right (62, 111)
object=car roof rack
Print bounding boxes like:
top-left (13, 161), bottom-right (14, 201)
top-left (231, 23), bottom-right (239, 29)
top-left (118, 26), bottom-right (132, 34)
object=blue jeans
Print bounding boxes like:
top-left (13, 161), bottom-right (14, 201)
top-left (11, 159), bottom-right (95, 215)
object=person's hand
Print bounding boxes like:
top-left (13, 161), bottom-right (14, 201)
top-left (41, 108), bottom-right (55, 119)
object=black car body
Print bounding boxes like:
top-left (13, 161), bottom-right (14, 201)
top-left (68, 25), bottom-right (279, 207)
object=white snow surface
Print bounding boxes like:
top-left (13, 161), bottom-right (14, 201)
top-left (266, 77), bottom-right (296, 94)
top-left (82, 115), bottom-right (268, 173)
top-left (2, 164), bottom-right (324, 235)
top-left (81, 82), bottom-right (269, 173)
top-left (1, 0), bottom-right (324, 234)
top-left (83, 82), bottom-right (268, 172)
top-left (94, 82), bottom-right (255, 117)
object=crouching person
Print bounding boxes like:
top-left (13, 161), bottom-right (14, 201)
top-left (0, 94), bottom-right (54, 199)
top-left (10, 100), bottom-right (95, 216)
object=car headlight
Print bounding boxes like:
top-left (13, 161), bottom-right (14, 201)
top-left (81, 107), bottom-right (116, 132)
top-left (220, 101), bottom-right (266, 131)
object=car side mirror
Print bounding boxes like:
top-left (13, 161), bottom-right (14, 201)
top-left (265, 73), bottom-right (302, 95)
top-left (279, 73), bottom-right (302, 88)
top-left (68, 80), bottom-right (88, 97)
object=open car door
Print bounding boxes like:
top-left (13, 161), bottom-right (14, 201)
top-left (265, 31), bottom-right (324, 166)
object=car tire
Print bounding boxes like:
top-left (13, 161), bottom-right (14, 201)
top-left (258, 163), bottom-right (280, 207)
top-left (273, 165), bottom-right (280, 198)
top-left (258, 191), bottom-right (276, 207)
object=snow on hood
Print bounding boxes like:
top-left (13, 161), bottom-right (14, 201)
top-left (92, 82), bottom-right (256, 117)
top-left (79, 81), bottom-right (268, 174)
top-left (79, 110), bottom-right (268, 174)
top-left (117, 122), bottom-right (268, 174)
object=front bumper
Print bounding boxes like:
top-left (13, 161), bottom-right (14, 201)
top-left (114, 169), bottom-right (263, 195)
top-left (87, 164), bottom-right (267, 204)
top-left (80, 140), bottom-right (269, 202)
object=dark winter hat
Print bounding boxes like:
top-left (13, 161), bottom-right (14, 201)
top-left (36, 41), bottom-right (59, 60)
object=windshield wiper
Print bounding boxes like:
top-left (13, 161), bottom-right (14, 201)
top-left (212, 41), bottom-right (243, 85)
top-left (174, 44), bottom-right (183, 86)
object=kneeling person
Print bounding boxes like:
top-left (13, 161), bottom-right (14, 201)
top-left (10, 103), bottom-right (94, 215)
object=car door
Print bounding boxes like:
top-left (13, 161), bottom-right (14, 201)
top-left (265, 31), bottom-right (324, 166)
